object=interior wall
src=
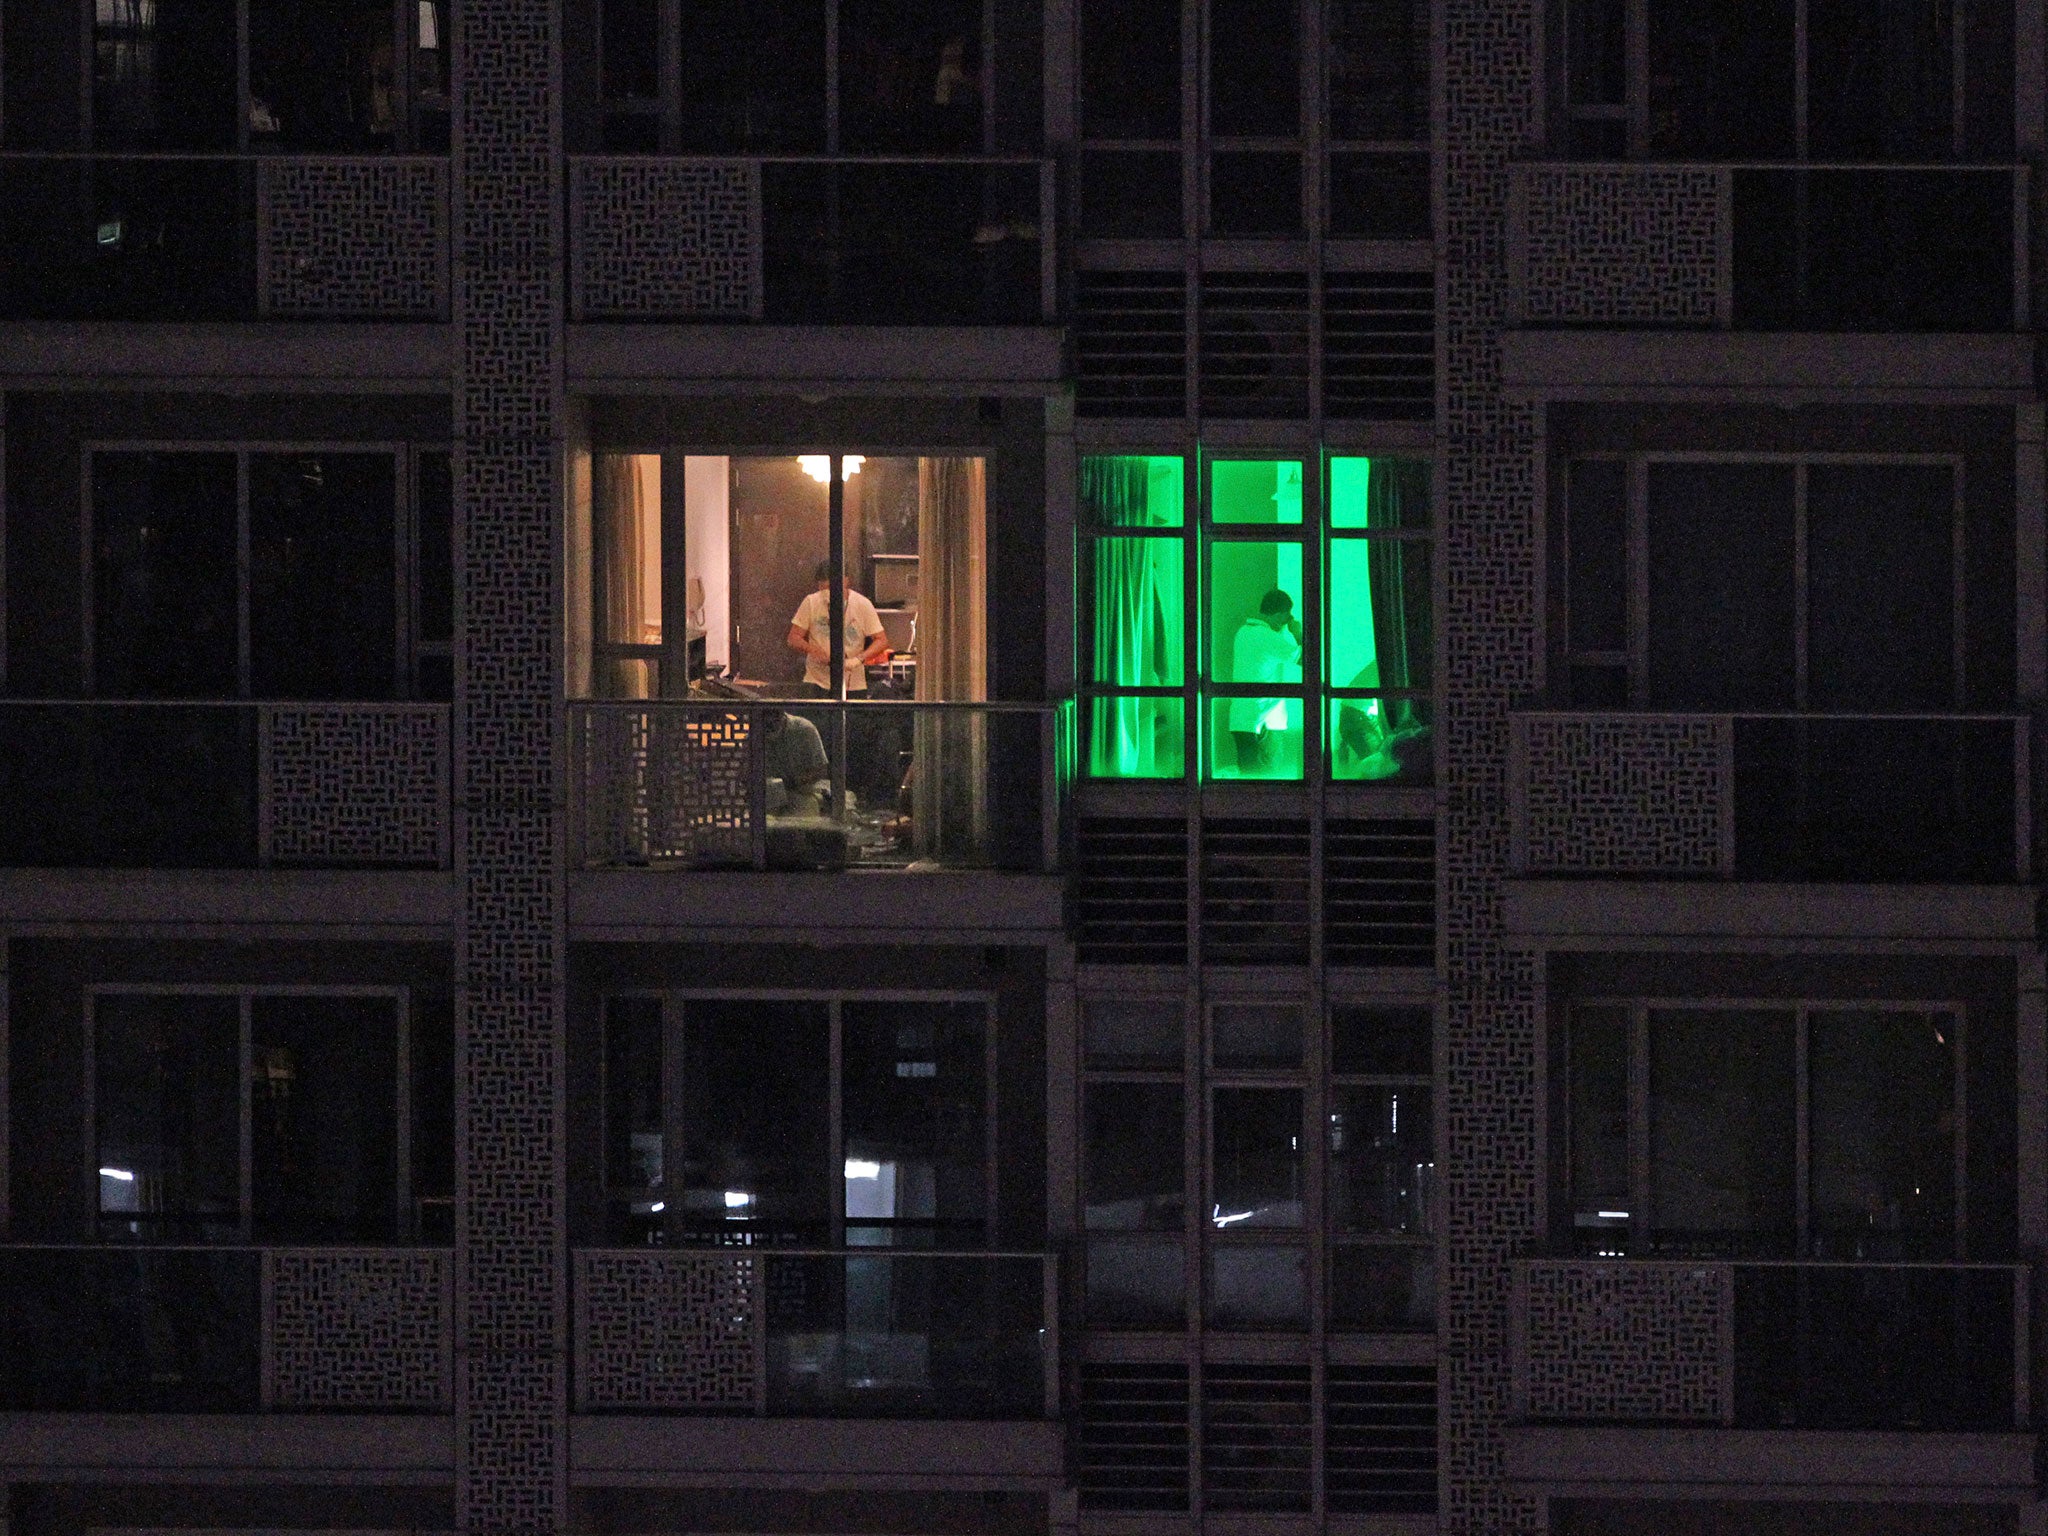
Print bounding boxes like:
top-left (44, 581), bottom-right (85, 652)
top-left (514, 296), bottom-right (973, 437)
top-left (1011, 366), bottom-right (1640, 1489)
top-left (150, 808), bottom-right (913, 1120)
top-left (682, 454), bottom-right (730, 671)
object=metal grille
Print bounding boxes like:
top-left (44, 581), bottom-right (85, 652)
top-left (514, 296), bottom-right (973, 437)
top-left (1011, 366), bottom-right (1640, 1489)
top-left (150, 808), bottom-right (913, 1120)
top-left (1075, 271), bottom-right (1188, 418)
top-left (572, 706), bottom-right (758, 867)
top-left (1514, 713), bottom-right (1732, 875)
top-left (1515, 1260), bottom-right (1734, 1424)
top-left (1077, 1362), bottom-right (1190, 1511)
top-left (1516, 163), bottom-right (1725, 326)
top-left (1326, 1364), bottom-right (1438, 1514)
top-left (1201, 1364), bottom-right (1312, 1512)
top-left (1199, 272), bottom-right (1311, 419)
top-left (256, 157), bottom-right (449, 318)
top-left (569, 158), bottom-right (764, 319)
top-left (259, 704), bottom-right (450, 867)
top-left (1075, 816), bottom-right (1190, 964)
top-left (572, 1250), bottom-right (762, 1412)
top-left (1324, 271), bottom-right (1435, 420)
top-left (1201, 817), bottom-right (1310, 965)
top-left (1324, 818), bottom-right (1435, 967)
top-left (263, 1248), bottom-right (453, 1411)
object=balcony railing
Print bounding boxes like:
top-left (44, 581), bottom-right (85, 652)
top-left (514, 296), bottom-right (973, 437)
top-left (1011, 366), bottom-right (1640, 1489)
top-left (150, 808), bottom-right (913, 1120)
top-left (1508, 162), bottom-right (2026, 330)
top-left (1512, 1258), bottom-right (2029, 1432)
top-left (573, 1248), bottom-right (1055, 1419)
top-left (0, 1245), bottom-right (452, 1412)
top-left (0, 154), bottom-right (448, 321)
top-left (569, 156), bottom-right (1054, 324)
top-left (568, 699), bottom-right (1068, 873)
top-left (0, 700), bottom-right (451, 869)
top-left (1508, 711), bottom-right (2027, 882)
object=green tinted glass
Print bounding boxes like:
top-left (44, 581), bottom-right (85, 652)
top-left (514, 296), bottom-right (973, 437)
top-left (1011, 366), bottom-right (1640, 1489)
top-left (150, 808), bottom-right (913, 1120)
top-left (1211, 459), bottom-right (1304, 524)
top-left (1329, 696), bottom-right (1432, 782)
top-left (1209, 696), bottom-right (1304, 780)
top-left (1328, 538), bottom-right (1430, 690)
top-left (1083, 454), bottom-right (1185, 527)
top-left (1329, 455), bottom-right (1430, 530)
top-left (1089, 696), bottom-right (1186, 779)
top-left (1207, 540), bottom-right (1304, 680)
top-left (1091, 537), bottom-right (1185, 687)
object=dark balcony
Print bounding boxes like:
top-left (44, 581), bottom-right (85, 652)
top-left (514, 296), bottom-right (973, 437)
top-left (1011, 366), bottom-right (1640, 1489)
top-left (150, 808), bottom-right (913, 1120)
top-left (1510, 162), bottom-right (2025, 331)
top-left (1511, 1258), bottom-right (2028, 1433)
top-left (0, 701), bottom-right (451, 869)
top-left (1509, 711), bottom-right (2026, 883)
top-left (569, 156), bottom-right (1053, 324)
top-left (0, 154), bottom-right (449, 322)
top-left (572, 1248), bottom-right (1056, 1419)
top-left (0, 1245), bottom-right (452, 1412)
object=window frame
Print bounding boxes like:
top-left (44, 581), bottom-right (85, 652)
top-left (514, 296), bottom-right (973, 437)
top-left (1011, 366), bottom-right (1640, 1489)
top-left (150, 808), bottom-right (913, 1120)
top-left (81, 439), bottom-right (437, 702)
top-left (84, 983), bottom-right (415, 1244)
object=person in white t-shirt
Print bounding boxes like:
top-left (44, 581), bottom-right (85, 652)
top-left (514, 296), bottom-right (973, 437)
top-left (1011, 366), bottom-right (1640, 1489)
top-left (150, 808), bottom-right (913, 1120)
top-left (787, 560), bottom-right (891, 696)
top-left (1228, 588), bottom-right (1303, 773)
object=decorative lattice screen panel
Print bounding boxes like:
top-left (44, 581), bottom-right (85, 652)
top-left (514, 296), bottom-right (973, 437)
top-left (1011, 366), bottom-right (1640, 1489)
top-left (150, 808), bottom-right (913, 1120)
top-left (1513, 713), bottom-right (1732, 875)
top-left (259, 704), bottom-right (449, 867)
top-left (1515, 1259), bottom-right (1733, 1424)
top-left (256, 158), bottom-right (449, 318)
top-left (263, 1248), bottom-right (452, 1410)
top-left (573, 1250), bottom-right (763, 1411)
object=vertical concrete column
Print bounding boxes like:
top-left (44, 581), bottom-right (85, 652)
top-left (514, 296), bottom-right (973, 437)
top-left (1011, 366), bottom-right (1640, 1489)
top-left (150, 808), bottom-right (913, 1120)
top-left (1439, 3), bottom-right (1545, 1533)
top-left (452, 0), bottom-right (568, 1522)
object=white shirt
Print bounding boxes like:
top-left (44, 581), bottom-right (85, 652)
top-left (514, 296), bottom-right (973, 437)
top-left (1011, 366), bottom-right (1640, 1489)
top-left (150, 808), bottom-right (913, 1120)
top-left (1228, 618), bottom-right (1302, 732)
top-left (791, 587), bottom-right (884, 692)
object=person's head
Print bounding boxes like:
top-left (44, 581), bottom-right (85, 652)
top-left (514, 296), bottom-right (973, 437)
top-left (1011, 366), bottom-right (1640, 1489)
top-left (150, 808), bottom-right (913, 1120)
top-left (814, 559), bottom-right (835, 592)
top-left (1258, 589), bottom-right (1294, 628)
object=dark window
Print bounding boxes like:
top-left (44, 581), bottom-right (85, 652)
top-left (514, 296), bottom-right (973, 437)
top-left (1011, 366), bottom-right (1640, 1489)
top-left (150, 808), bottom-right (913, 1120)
top-left (249, 995), bottom-right (399, 1241)
top-left (248, 453), bottom-right (397, 699)
top-left (1080, 0), bottom-right (1181, 139)
top-left (1646, 0), bottom-right (1796, 157)
top-left (92, 452), bottom-right (239, 697)
top-left (94, 0), bottom-right (240, 150)
top-left (1208, 0), bottom-right (1299, 138)
top-left (95, 993), bottom-right (242, 1240)
top-left (1645, 462), bottom-right (1797, 709)
top-left (247, 0), bottom-right (400, 150)
top-left (679, 998), bottom-right (832, 1240)
top-left (676, 0), bottom-right (827, 149)
top-left (839, 0), bottom-right (984, 152)
top-left (1328, 0), bottom-right (1428, 141)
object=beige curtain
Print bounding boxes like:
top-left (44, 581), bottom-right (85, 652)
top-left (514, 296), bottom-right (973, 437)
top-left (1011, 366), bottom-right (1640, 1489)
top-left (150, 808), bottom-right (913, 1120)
top-left (913, 458), bottom-right (988, 860)
top-left (594, 453), bottom-right (656, 699)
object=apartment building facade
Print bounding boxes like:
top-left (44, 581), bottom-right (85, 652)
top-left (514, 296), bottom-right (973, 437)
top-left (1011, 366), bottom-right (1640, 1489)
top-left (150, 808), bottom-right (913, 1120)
top-left (0, 2), bottom-right (2040, 1535)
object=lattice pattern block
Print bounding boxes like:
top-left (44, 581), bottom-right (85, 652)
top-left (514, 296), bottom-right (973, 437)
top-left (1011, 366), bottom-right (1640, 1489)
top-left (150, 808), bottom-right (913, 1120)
top-left (1517, 1261), bottom-right (1732, 1423)
top-left (258, 158), bottom-right (448, 318)
top-left (571, 159), bottom-right (763, 319)
top-left (645, 710), bottom-right (754, 863)
top-left (262, 705), bottom-right (449, 866)
top-left (1519, 164), bottom-right (1724, 325)
top-left (574, 1251), bottom-right (761, 1411)
top-left (1518, 714), bottom-right (1730, 874)
top-left (265, 1249), bottom-right (453, 1410)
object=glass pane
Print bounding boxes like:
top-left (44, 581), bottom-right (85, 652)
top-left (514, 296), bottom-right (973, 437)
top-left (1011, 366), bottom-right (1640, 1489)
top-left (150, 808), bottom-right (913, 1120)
top-left (1206, 1244), bottom-right (1306, 1328)
top-left (839, 0), bottom-right (983, 153)
top-left (1809, 1009), bottom-right (1957, 1258)
top-left (1567, 0), bottom-right (1627, 106)
top-left (1806, 463), bottom-right (1955, 710)
top-left (1091, 538), bottom-right (1185, 687)
top-left (1209, 0), bottom-right (1299, 136)
top-left (841, 1000), bottom-right (986, 1241)
top-left (1209, 151), bottom-right (1301, 236)
top-left (676, 0), bottom-right (826, 150)
top-left (1083, 454), bottom-right (1184, 527)
top-left (1209, 695), bottom-right (1303, 781)
top-left (95, 0), bottom-right (239, 150)
top-left (1567, 459), bottom-right (1627, 654)
top-left (1648, 1008), bottom-right (1796, 1253)
top-left (728, 455), bottom-right (834, 691)
top-left (1327, 151), bottom-right (1430, 238)
top-left (1808, 0), bottom-right (1955, 161)
top-left (601, 0), bottom-right (659, 100)
top-left (1084, 998), bottom-right (1184, 1071)
top-left (1328, 538), bottom-right (1430, 691)
top-left (1329, 696), bottom-right (1432, 783)
top-left (95, 993), bottom-right (240, 1238)
top-left (1328, 0), bottom-right (1428, 140)
top-left (1329, 455), bottom-right (1429, 530)
top-left (1646, 462), bottom-right (1797, 710)
top-left (415, 450), bottom-right (454, 646)
top-left (248, 453), bottom-right (397, 699)
top-left (248, 0), bottom-right (399, 150)
top-left (1079, 0), bottom-right (1180, 139)
top-left (1329, 1244), bottom-right (1433, 1330)
top-left (680, 999), bottom-right (831, 1241)
top-left (1211, 1087), bottom-right (1302, 1228)
top-left (250, 995), bottom-right (397, 1242)
top-left (1085, 1082), bottom-right (1183, 1230)
top-left (1331, 1004), bottom-right (1431, 1076)
top-left (1081, 149), bottom-right (1184, 237)
top-left (1647, 0), bottom-right (1795, 158)
top-left (1086, 1237), bottom-right (1185, 1327)
top-left (93, 452), bottom-right (239, 697)
top-left (1088, 695), bottom-right (1186, 779)
top-left (1569, 1004), bottom-right (1630, 1249)
top-left (1329, 1086), bottom-right (1432, 1234)
top-left (603, 997), bottom-right (664, 1239)
top-left (1211, 1004), bottom-right (1301, 1070)
top-left (1211, 459), bottom-right (1303, 524)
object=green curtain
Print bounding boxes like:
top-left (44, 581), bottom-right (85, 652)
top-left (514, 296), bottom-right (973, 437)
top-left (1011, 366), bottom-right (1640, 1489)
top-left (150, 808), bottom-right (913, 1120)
top-left (1085, 458), bottom-right (1184, 777)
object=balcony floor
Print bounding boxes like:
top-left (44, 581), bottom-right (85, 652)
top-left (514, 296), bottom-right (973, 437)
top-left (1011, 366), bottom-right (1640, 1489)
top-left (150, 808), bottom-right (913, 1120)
top-left (1502, 878), bottom-right (2038, 948)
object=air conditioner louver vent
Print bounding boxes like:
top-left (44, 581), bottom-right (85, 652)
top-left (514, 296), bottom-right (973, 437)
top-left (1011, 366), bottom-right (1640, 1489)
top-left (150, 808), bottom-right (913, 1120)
top-left (1202, 817), bottom-right (1310, 965)
top-left (1202, 1364), bottom-right (1313, 1512)
top-left (1078, 1362), bottom-right (1191, 1511)
top-left (1325, 817), bottom-right (1435, 967)
top-left (1076, 816), bottom-right (1190, 964)
top-left (1199, 272), bottom-right (1311, 419)
top-left (1326, 1364), bottom-right (1438, 1514)
top-left (1076, 271), bottom-right (1188, 418)
top-left (1324, 272), bottom-right (1434, 420)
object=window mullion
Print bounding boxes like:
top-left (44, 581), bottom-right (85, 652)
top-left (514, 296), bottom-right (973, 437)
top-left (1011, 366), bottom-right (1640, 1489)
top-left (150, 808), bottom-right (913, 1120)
top-left (239, 995), bottom-right (255, 1245)
top-left (1794, 1007), bottom-right (1811, 1254)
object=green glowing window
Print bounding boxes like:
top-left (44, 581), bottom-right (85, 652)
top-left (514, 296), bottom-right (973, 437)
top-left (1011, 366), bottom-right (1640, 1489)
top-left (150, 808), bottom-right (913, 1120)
top-left (1084, 454), bottom-right (1185, 527)
top-left (1083, 455), bottom-right (1188, 779)
top-left (1210, 459), bottom-right (1304, 524)
top-left (1207, 539), bottom-right (1305, 781)
top-left (1326, 457), bottom-right (1432, 783)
